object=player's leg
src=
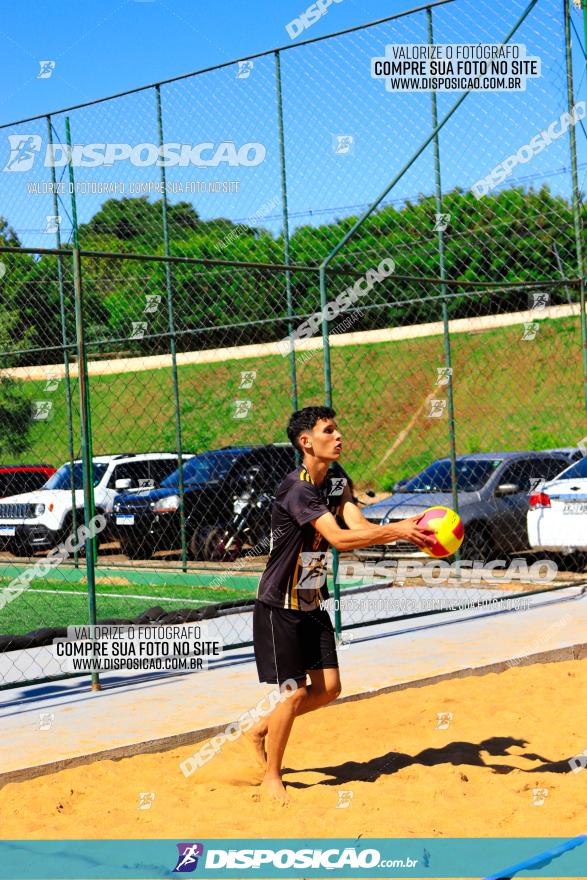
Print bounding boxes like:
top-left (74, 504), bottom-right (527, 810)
top-left (249, 601), bottom-right (307, 786)
top-left (261, 676), bottom-right (308, 803)
top-left (296, 666), bottom-right (341, 715)
top-left (250, 666), bottom-right (340, 743)
top-left (250, 605), bottom-right (341, 801)
top-left (250, 605), bottom-right (340, 738)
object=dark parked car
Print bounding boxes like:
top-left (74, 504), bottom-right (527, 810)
top-left (360, 451), bottom-right (573, 561)
top-left (112, 444), bottom-right (291, 559)
top-left (113, 443), bottom-right (350, 560)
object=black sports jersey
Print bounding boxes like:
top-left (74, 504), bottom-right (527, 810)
top-left (256, 464), bottom-right (348, 611)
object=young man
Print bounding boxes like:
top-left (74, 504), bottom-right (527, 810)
top-left (248, 406), bottom-right (435, 803)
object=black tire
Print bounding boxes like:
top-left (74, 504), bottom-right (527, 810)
top-left (202, 526), bottom-right (243, 562)
top-left (461, 522), bottom-right (494, 563)
top-left (188, 527), bottom-right (205, 560)
top-left (551, 551), bottom-right (587, 573)
top-left (120, 537), bottom-right (153, 560)
top-left (62, 511), bottom-right (102, 557)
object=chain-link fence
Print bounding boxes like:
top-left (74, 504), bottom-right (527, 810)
top-left (1, 0), bottom-right (586, 688)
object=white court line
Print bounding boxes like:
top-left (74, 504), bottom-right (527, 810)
top-left (0, 587), bottom-right (214, 604)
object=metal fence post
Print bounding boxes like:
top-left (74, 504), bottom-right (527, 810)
top-left (47, 115), bottom-right (79, 567)
top-left (564, 0), bottom-right (587, 418)
top-left (66, 116), bottom-right (98, 576)
top-left (72, 245), bottom-right (100, 692)
top-left (155, 84), bottom-right (188, 571)
top-left (274, 50), bottom-right (298, 413)
top-left (427, 8), bottom-right (460, 561)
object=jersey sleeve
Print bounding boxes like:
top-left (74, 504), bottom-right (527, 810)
top-left (281, 480), bottom-right (330, 527)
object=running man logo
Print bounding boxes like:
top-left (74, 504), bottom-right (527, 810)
top-left (336, 790), bottom-right (354, 808)
top-left (233, 399), bottom-right (253, 419)
top-left (137, 792), bottom-right (155, 810)
top-left (39, 712), bottom-right (54, 731)
top-left (44, 374), bottom-right (61, 393)
top-left (328, 477), bottom-right (346, 496)
top-left (530, 292), bottom-right (550, 310)
top-left (333, 134), bottom-right (354, 155)
top-left (435, 711), bottom-right (453, 730)
top-left (239, 370), bottom-right (257, 389)
top-left (31, 400), bottom-right (54, 421)
top-left (522, 321), bottom-right (540, 341)
top-left (174, 843), bottom-right (205, 873)
top-left (4, 135), bottom-right (42, 172)
top-left (428, 399), bottom-right (447, 419)
top-left (299, 551), bottom-right (332, 591)
top-left (532, 787), bottom-right (549, 806)
top-left (236, 60), bottom-right (254, 79)
top-left (130, 321), bottom-right (148, 340)
top-left (37, 60), bottom-right (56, 79)
top-left (435, 367), bottom-right (453, 386)
top-left (44, 215), bottom-right (61, 234)
top-left (144, 294), bottom-right (162, 314)
top-left (434, 212), bottom-right (450, 232)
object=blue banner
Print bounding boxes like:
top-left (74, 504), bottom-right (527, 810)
top-left (0, 836), bottom-right (586, 879)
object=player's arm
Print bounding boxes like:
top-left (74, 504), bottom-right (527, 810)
top-left (340, 482), bottom-right (380, 531)
top-left (311, 510), bottom-right (435, 552)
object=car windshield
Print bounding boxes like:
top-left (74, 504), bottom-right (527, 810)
top-left (400, 459), bottom-right (503, 493)
top-left (160, 450), bottom-right (244, 487)
top-left (555, 456), bottom-right (587, 480)
top-left (44, 462), bottom-right (109, 490)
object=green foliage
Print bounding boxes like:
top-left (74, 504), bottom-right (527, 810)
top-left (0, 184), bottom-right (584, 369)
top-left (0, 306), bottom-right (35, 456)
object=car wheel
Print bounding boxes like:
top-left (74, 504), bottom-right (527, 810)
top-left (188, 528), bottom-right (205, 560)
top-left (203, 526), bottom-right (243, 562)
top-left (64, 512), bottom-right (102, 557)
top-left (461, 522), bottom-right (494, 563)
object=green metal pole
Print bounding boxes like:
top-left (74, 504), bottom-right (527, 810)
top-left (47, 115), bottom-right (79, 567)
top-left (65, 117), bottom-right (98, 572)
top-left (156, 84), bottom-right (188, 572)
top-left (318, 263), bottom-right (338, 635)
top-left (564, 0), bottom-right (587, 417)
top-left (427, 9), bottom-right (460, 557)
top-left (274, 51), bottom-right (298, 412)
top-left (72, 245), bottom-right (100, 692)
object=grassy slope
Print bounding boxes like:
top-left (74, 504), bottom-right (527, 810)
top-left (21, 314), bottom-right (585, 491)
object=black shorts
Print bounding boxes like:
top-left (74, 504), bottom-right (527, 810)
top-left (253, 600), bottom-right (339, 685)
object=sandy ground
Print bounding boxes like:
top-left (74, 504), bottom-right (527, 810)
top-left (1, 658), bottom-right (586, 849)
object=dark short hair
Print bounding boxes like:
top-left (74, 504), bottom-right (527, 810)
top-left (286, 406), bottom-right (336, 453)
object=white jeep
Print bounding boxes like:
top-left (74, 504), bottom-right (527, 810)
top-left (0, 452), bottom-right (193, 553)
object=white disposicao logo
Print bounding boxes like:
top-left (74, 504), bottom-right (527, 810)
top-left (3, 137), bottom-right (266, 171)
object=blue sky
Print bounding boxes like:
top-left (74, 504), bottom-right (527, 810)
top-left (0, 0), bottom-right (585, 248)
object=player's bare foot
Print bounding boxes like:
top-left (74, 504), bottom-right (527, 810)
top-left (260, 775), bottom-right (290, 804)
top-left (243, 729), bottom-right (267, 769)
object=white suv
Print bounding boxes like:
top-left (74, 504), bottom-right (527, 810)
top-left (0, 452), bottom-right (193, 553)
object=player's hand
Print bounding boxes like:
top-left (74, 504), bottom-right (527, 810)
top-left (383, 514), bottom-right (436, 549)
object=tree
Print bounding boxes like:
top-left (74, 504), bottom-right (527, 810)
top-left (0, 307), bottom-right (34, 457)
